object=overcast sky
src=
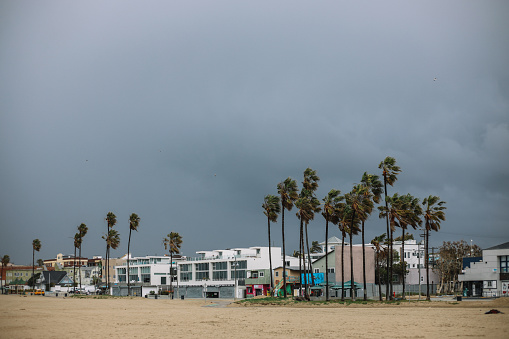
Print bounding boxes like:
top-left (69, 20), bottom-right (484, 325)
top-left (1, 1), bottom-right (508, 265)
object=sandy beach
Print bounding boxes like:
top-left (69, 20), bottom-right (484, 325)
top-left (1, 295), bottom-right (508, 338)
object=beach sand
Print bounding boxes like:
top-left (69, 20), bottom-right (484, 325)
top-left (1, 295), bottom-right (508, 338)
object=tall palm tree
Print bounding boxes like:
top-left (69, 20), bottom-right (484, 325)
top-left (422, 195), bottom-right (446, 301)
top-left (310, 241), bottom-right (322, 253)
top-left (277, 177), bottom-right (298, 298)
top-left (104, 228), bottom-right (120, 292)
top-left (127, 213), bottom-right (140, 296)
top-left (322, 189), bottom-right (341, 301)
top-left (336, 199), bottom-right (349, 301)
top-left (359, 173), bottom-right (383, 300)
top-left (163, 232), bottom-right (182, 298)
top-left (73, 233), bottom-right (81, 292)
top-left (302, 168), bottom-right (320, 290)
top-left (32, 239), bottom-right (41, 290)
top-left (378, 156), bottom-right (401, 300)
top-left (344, 185), bottom-right (367, 301)
top-left (379, 193), bottom-right (422, 299)
top-left (1, 255), bottom-right (10, 292)
top-left (371, 234), bottom-right (386, 301)
top-left (262, 195), bottom-right (280, 296)
top-left (77, 223), bottom-right (88, 291)
top-left (104, 212), bottom-right (117, 293)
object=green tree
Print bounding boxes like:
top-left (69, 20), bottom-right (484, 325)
top-left (262, 195), bottom-right (280, 296)
top-left (127, 213), bottom-right (140, 296)
top-left (37, 259), bottom-right (44, 267)
top-left (336, 199), bottom-right (349, 301)
top-left (422, 195), bottom-right (446, 300)
top-left (378, 156), bottom-right (401, 300)
top-left (322, 189), bottom-right (342, 301)
top-left (277, 177), bottom-right (298, 298)
top-left (310, 241), bottom-right (322, 254)
top-left (32, 239), bottom-right (41, 290)
top-left (163, 232), bottom-right (182, 298)
top-left (1, 255), bottom-right (10, 293)
top-left (359, 172), bottom-right (383, 301)
top-left (77, 223), bottom-right (88, 291)
top-left (104, 212), bottom-right (117, 293)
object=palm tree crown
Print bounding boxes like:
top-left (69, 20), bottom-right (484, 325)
top-left (378, 156), bottom-right (401, 186)
top-left (262, 195), bottom-right (281, 223)
top-left (423, 195), bottom-right (446, 232)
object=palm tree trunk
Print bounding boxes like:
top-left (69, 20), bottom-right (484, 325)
top-left (377, 251), bottom-right (382, 301)
top-left (389, 227), bottom-right (393, 300)
top-left (32, 248), bottom-right (35, 290)
top-left (300, 219), bottom-right (307, 298)
top-left (426, 228), bottom-right (430, 301)
top-left (127, 228), bottom-right (132, 296)
top-left (267, 217), bottom-right (273, 296)
top-left (170, 252), bottom-right (173, 298)
top-left (362, 220), bottom-right (367, 301)
top-left (79, 246), bottom-right (82, 292)
top-left (401, 227), bottom-right (406, 300)
top-left (325, 219), bottom-right (329, 301)
top-left (305, 222), bottom-right (314, 288)
top-left (341, 232), bottom-right (345, 301)
top-left (383, 177), bottom-right (390, 300)
top-left (73, 245), bottom-right (76, 293)
top-left (350, 230), bottom-right (355, 301)
top-left (281, 206), bottom-right (287, 298)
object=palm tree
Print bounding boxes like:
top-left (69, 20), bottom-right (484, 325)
top-left (277, 177), bottom-right (298, 298)
top-left (262, 195), bottom-right (280, 296)
top-left (302, 168), bottom-right (320, 291)
top-left (378, 156), bottom-right (401, 300)
top-left (163, 232), bottom-right (182, 298)
top-left (322, 189), bottom-right (341, 301)
top-left (422, 195), bottom-right (446, 301)
top-left (359, 173), bottom-right (383, 301)
top-left (1, 255), bottom-right (10, 293)
top-left (32, 239), bottom-right (41, 290)
top-left (344, 185), bottom-right (367, 301)
top-left (77, 223), bottom-right (88, 291)
top-left (310, 241), bottom-right (322, 253)
top-left (379, 193), bottom-right (422, 299)
top-left (73, 233), bottom-right (81, 292)
top-left (104, 212), bottom-right (117, 293)
top-left (127, 213), bottom-right (140, 296)
top-left (336, 199), bottom-right (349, 301)
top-left (104, 228), bottom-right (120, 292)
top-left (371, 234), bottom-right (386, 301)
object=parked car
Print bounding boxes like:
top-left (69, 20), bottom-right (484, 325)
top-left (34, 289), bottom-right (45, 296)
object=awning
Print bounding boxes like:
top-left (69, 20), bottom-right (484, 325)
top-left (331, 281), bottom-right (363, 289)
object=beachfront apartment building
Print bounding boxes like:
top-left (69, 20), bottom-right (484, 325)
top-left (177, 246), bottom-right (282, 299)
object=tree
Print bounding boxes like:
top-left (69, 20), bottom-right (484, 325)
top-left (295, 168), bottom-right (320, 297)
top-left (103, 212), bottom-right (117, 293)
top-left (104, 228), bottom-right (120, 293)
top-left (435, 240), bottom-right (481, 294)
top-left (310, 241), bottom-right (322, 253)
top-left (277, 177), bottom-right (298, 298)
top-left (371, 234), bottom-right (386, 301)
top-left (262, 195), bottom-right (280, 296)
top-left (163, 232), bottom-right (182, 298)
top-left (378, 156), bottom-right (401, 300)
top-left (36, 259), bottom-right (44, 267)
top-left (322, 189), bottom-right (342, 301)
top-left (359, 172), bottom-right (383, 301)
top-left (127, 213), bottom-right (140, 296)
top-left (422, 195), bottom-right (446, 300)
top-left (343, 185), bottom-right (367, 301)
top-left (74, 233), bottom-right (81, 291)
top-left (32, 239), bottom-right (41, 290)
top-left (336, 199), bottom-right (349, 301)
top-left (1, 255), bottom-right (10, 293)
top-left (77, 223), bottom-right (88, 291)
top-left (379, 193), bottom-right (422, 299)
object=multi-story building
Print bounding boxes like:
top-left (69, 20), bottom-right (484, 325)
top-left (459, 241), bottom-right (509, 297)
top-left (177, 246), bottom-right (282, 299)
top-left (392, 239), bottom-right (439, 287)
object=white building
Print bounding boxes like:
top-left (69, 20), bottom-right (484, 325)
top-left (177, 246), bottom-right (282, 299)
top-left (459, 242), bottom-right (509, 297)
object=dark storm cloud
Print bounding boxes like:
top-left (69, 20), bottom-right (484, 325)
top-left (1, 1), bottom-right (508, 264)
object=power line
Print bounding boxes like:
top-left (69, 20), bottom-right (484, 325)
top-left (436, 231), bottom-right (507, 239)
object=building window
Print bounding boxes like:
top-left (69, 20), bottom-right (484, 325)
top-left (161, 277), bottom-right (166, 285)
top-left (327, 268), bottom-right (335, 274)
top-left (314, 268), bottom-right (320, 273)
top-left (251, 271), bottom-right (258, 278)
top-left (275, 271), bottom-right (279, 277)
top-left (259, 272), bottom-right (264, 277)
top-left (500, 255), bottom-right (509, 273)
top-left (180, 272), bottom-right (192, 281)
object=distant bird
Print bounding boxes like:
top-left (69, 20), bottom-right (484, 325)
top-left (434, 77), bottom-right (437, 81)
top-left (214, 174), bottom-right (216, 177)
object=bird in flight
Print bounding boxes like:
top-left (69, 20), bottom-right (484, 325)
top-left (434, 77), bottom-right (437, 81)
